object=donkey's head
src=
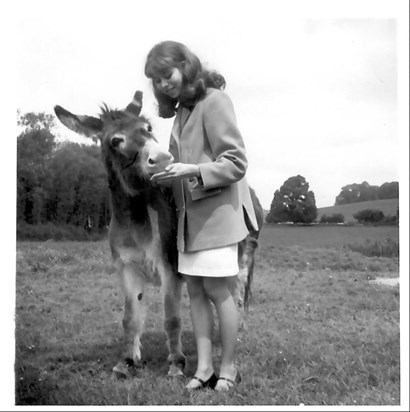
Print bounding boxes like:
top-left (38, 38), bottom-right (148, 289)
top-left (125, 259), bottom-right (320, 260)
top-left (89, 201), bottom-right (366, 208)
top-left (54, 91), bottom-right (174, 195)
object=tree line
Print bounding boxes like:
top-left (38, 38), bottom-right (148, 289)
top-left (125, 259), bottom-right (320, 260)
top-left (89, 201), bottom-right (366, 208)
top-left (17, 112), bottom-right (109, 240)
top-left (335, 181), bottom-right (398, 205)
top-left (265, 175), bottom-right (399, 225)
top-left (17, 111), bottom-right (399, 239)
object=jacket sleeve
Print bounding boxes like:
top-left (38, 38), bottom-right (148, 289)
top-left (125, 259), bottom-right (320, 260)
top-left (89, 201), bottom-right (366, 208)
top-left (198, 90), bottom-right (248, 190)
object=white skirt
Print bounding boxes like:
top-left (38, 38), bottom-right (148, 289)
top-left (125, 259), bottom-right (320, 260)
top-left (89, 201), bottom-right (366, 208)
top-left (178, 244), bottom-right (239, 277)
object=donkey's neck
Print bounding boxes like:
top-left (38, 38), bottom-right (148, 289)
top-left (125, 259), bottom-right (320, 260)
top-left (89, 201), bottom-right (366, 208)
top-left (106, 166), bottom-right (155, 224)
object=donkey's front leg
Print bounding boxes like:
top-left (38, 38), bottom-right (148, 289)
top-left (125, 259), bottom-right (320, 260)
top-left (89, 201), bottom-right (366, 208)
top-left (162, 270), bottom-right (186, 377)
top-left (113, 263), bottom-right (145, 378)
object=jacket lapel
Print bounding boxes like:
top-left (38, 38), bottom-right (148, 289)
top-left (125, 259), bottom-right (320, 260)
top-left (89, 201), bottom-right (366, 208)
top-left (171, 106), bottom-right (190, 137)
top-left (179, 107), bottom-right (191, 130)
top-left (171, 106), bottom-right (191, 156)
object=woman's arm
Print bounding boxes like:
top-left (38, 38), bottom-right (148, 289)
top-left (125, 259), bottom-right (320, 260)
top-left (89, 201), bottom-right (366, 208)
top-left (151, 90), bottom-right (248, 188)
top-left (198, 90), bottom-right (248, 190)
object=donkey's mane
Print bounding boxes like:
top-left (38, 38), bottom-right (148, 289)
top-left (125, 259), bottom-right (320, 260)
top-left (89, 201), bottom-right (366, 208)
top-left (99, 103), bottom-right (149, 125)
top-left (99, 103), bottom-right (126, 122)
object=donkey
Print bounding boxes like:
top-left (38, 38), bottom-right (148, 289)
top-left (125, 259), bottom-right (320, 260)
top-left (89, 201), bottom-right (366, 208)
top-left (54, 91), bottom-right (263, 379)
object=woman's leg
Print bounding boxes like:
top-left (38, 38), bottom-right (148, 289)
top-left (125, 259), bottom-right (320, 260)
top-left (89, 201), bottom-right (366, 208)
top-left (203, 277), bottom-right (239, 384)
top-left (185, 276), bottom-right (215, 388)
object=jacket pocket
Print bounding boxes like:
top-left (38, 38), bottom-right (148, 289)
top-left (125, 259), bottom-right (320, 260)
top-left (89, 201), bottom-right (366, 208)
top-left (190, 187), bottom-right (222, 201)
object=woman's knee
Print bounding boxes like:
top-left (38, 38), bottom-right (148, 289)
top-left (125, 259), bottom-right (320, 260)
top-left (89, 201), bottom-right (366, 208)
top-left (203, 277), bottom-right (231, 301)
top-left (185, 276), bottom-right (205, 299)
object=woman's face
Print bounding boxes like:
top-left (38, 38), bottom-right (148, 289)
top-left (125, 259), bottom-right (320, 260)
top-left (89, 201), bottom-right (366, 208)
top-left (154, 68), bottom-right (183, 99)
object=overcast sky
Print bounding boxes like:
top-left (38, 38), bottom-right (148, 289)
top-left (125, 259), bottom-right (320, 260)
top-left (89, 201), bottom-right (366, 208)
top-left (11, 0), bottom-right (409, 210)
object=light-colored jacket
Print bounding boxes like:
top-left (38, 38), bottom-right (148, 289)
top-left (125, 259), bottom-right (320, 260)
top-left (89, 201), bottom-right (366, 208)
top-left (169, 88), bottom-right (259, 252)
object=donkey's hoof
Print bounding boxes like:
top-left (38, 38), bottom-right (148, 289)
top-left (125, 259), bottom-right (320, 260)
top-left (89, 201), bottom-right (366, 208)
top-left (167, 371), bottom-right (185, 380)
top-left (112, 358), bottom-right (139, 379)
top-left (167, 364), bottom-right (185, 379)
top-left (173, 373), bottom-right (186, 381)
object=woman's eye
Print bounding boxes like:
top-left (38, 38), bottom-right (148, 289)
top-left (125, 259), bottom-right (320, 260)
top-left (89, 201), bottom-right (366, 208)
top-left (155, 73), bottom-right (172, 83)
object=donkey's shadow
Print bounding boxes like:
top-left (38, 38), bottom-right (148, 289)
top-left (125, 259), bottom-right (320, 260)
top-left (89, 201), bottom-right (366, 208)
top-left (61, 330), bottom-right (199, 379)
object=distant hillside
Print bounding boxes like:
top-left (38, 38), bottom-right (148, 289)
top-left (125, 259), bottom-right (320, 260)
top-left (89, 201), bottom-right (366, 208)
top-left (317, 198), bottom-right (399, 223)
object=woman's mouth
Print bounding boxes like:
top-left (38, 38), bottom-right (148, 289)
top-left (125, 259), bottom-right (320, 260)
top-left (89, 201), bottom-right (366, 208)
top-left (165, 88), bottom-right (175, 96)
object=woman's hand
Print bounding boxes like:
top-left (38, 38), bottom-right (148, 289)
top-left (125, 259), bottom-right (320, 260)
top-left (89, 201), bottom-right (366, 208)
top-left (150, 163), bottom-right (200, 185)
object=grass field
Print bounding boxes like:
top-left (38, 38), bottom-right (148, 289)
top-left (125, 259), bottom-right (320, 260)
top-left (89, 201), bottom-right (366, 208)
top-left (15, 225), bottom-right (401, 406)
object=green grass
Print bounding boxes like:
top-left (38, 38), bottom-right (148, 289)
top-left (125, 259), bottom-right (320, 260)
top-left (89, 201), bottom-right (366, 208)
top-left (259, 224), bottom-right (398, 249)
top-left (15, 225), bottom-right (400, 406)
top-left (316, 198), bottom-right (399, 223)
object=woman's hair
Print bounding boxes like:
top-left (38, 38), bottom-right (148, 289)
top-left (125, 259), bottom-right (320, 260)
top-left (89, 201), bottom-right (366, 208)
top-left (144, 41), bottom-right (226, 118)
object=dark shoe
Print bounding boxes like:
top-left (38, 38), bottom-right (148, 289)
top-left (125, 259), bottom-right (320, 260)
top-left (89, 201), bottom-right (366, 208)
top-left (215, 371), bottom-right (241, 391)
top-left (185, 373), bottom-right (218, 391)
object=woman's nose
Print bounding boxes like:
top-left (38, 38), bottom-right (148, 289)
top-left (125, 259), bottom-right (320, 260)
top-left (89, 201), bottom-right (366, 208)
top-left (160, 79), bottom-right (168, 89)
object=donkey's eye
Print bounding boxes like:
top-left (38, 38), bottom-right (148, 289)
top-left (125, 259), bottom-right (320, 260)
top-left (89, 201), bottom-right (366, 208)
top-left (147, 124), bottom-right (152, 133)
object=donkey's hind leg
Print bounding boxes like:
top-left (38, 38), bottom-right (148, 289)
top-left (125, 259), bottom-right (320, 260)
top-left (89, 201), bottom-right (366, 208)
top-left (232, 236), bottom-right (259, 328)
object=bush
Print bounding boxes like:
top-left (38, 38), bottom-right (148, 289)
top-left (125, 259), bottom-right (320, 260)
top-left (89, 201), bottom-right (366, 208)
top-left (17, 222), bottom-right (107, 241)
top-left (319, 213), bottom-right (345, 224)
top-left (353, 209), bottom-right (385, 224)
top-left (379, 214), bottom-right (399, 226)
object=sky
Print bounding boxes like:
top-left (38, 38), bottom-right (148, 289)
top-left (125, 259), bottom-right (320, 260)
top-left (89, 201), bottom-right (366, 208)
top-left (10, 0), bottom-right (409, 210)
top-left (2, 0), bottom-right (410, 408)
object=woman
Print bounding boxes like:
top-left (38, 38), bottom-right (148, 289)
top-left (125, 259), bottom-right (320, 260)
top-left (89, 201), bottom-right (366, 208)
top-left (145, 41), bottom-right (259, 391)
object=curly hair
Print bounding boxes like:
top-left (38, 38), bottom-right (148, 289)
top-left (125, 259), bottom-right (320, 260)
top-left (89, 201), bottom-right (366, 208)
top-left (144, 41), bottom-right (226, 118)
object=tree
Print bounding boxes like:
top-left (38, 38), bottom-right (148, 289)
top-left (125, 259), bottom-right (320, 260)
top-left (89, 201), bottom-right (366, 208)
top-left (17, 126), bottom-right (56, 224)
top-left (358, 181), bottom-right (379, 202)
top-left (335, 181), bottom-right (378, 205)
top-left (335, 183), bottom-right (360, 204)
top-left (17, 110), bottom-right (56, 133)
top-left (378, 182), bottom-right (399, 199)
top-left (266, 175), bottom-right (318, 224)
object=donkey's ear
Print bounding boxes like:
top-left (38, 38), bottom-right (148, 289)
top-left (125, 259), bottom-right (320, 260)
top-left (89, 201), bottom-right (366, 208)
top-left (54, 105), bottom-right (103, 138)
top-left (125, 91), bottom-right (143, 116)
